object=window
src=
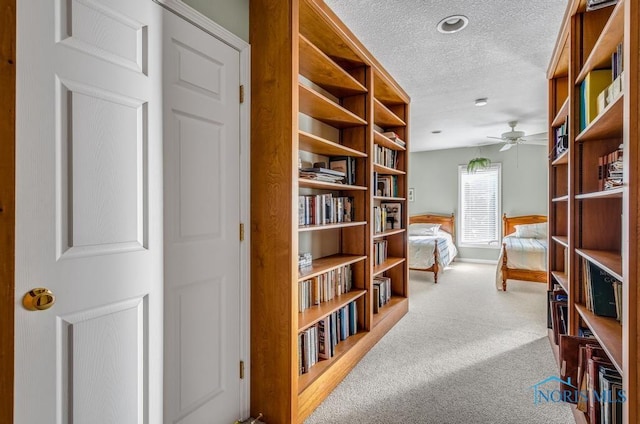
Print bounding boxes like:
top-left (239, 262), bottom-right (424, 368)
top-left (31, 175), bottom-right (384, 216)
top-left (458, 163), bottom-right (501, 247)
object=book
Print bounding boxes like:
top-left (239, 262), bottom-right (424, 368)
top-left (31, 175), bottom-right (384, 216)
top-left (580, 69), bottom-right (612, 130)
top-left (586, 0), bottom-right (618, 11)
top-left (382, 202), bottom-right (402, 230)
top-left (381, 131), bottom-right (406, 147)
top-left (587, 262), bottom-right (617, 318)
top-left (329, 156), bottom-right (356, 185)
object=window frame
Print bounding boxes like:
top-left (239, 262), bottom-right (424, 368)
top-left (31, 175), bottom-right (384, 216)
top-left (457, 163), bottom-right (502, 249)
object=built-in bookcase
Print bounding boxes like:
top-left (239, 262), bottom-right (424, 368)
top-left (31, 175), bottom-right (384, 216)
top-left (250, 1), bottom-right (410, 422)
top-left (546, 1), bottom-right (638, 422)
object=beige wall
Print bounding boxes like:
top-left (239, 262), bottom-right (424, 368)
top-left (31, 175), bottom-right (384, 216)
top-left (184, 0), bottom-right (249, 41)
top-left (408, 144), bottom-right (548, 261)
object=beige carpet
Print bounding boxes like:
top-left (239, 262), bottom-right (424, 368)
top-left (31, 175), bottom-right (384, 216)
top-left (304, 262), bottom-right (573, 424)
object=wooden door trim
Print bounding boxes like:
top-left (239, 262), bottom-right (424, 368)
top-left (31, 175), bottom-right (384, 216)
top-left (0, 0), bottom-right (16, 422)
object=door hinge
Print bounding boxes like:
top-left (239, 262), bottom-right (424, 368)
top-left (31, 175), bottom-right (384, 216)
top-left (240, 223), bottom-right (245, 241)
top-left (240, 85), bottom-right (245, 103)
top-left (240, 360), bottom-right (245, 379)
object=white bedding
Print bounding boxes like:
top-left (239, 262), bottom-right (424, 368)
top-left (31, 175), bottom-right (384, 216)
top-left (495, 235), bottom-right (547, 290)
top-left (408, 230), bottom-right (458, 270)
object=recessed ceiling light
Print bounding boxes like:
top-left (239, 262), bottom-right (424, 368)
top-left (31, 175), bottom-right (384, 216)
top-left (475, 98), bottom-right (488, 106)
top-left (436, 15), bottom-right (469, 34)
top-left (431, 130), bottom-right (442, 134)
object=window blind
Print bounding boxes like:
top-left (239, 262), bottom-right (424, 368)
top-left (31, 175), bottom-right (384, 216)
top-left (458, 163), bottom-right (501, 246)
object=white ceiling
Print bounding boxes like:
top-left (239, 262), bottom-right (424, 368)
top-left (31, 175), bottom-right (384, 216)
top-left (323, 0), bottom-right (568, 152)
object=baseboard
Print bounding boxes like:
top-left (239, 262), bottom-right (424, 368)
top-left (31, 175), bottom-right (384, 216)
top-left (454, 258), bottom-right (498, 265)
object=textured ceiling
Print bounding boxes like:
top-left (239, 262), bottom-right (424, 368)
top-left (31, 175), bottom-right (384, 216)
top-left (323, 0), bottom-right (568, 152)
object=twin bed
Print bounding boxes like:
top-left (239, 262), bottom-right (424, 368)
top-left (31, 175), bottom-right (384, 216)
top-left (496, 214), bottom-right (548, 291)
top-left (408, 213), bottom-right (458, 283)
top-left (407, 212), bottom-right (548, 290)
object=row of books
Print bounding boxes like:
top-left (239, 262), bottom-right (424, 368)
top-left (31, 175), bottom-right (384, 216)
top-left (558, 335), bottom-right (622, 424)
top-left (548, 286), bottom-right (569, 344)
top-left (373, 202), bottom-right (402, 233)
top-left (598, 145), bottom-right (623, 191)
top-left (298, 301), bottom-right (358, 375)
top-left (581, 259), bottom-right (622, 321)
top-left (298, 194), bottom-right (354, 226)
top-left (298, 264), bottom-right (354, 312)
top-left (381, 131), bottom-right (406, 148)
top-left (374, 145), bottom-right (400, 169)
top-left (373, 239), bottom-right (388, 267)
top-left (373, 276), bottom-right (392, 313)
top-left (375, 173), bottom-right (399, 197)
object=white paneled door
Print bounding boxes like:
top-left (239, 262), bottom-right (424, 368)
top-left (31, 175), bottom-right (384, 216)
top-left (162, 9), bottom-right (243, 424)
top-left (15, 0), bottom-right (163, 423)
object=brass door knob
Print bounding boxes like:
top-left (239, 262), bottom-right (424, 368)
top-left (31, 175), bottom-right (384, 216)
top-left (23, 288), bottom-right (56, 311)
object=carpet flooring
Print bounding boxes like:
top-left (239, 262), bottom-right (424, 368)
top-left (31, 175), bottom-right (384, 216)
top-left (304, 262), bottom-right (574, 424)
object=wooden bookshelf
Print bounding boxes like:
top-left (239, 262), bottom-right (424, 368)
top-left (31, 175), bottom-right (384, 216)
top-left (546, 1), bottom-right (638, 422)
top-left (250, 0), bottom-right (410, 422)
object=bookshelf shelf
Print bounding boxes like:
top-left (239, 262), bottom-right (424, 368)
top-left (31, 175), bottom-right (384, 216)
top-left (298, 178), bottom-right (367, 191)
top-left (298, 254), bottom-right (367, 281)
top-left (373, 70), bottom-right (406, 105)
top-left (251, 1), bottom-right (410, 421)
top-left (373, 228), bottom-right (405, 239)
top-left (373, 130), bottom-right (406, 151)
top-left (373, 195), bottom-right (405, 202)
top-left (551, 271), bottom-right (569, 292)
top-left (372, 296), bottom-right (408, 328)
top-left (575, 93), bottom-right (623, 142)
top-left (552, 195), bottom-right (569, 202)
top-left (299, 34), bottom-right (368, 97)
top-left (552, 235), bottom-right (569, 247)
top-left (298, 83), bottom-right (367, 128)
top-left (298, 130), bottom-right (367, 158)
top-left (551, 149), bottom-right (568, 165)
top-left (575, 0), bottom-right (624, 84)
top-left (551, 97), bottom-right (569, 127)
top-left (575, 249), bottom-right (622, 281)
top-left (574, 187), bottom-right (623, 199)
top-left (575, 304), bottom-right (622, 374)
top-left (298, 221), bottom-right (367, 232)
top-left (373, 163), bottom-right (405, 175)
top-left (298, 289), bottom-right (367, 331)
top-left (373, 257), bottom-right (405, 276)
top-left (373, 98), bottom-right (406, 128)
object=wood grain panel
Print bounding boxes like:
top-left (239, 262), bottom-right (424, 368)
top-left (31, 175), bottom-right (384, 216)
top-left (299, 83), bottom-right (367, 128)
top-left (0, 0), bottom-right (15, 422)
top-left (250, 0), bottom-right (297, 421)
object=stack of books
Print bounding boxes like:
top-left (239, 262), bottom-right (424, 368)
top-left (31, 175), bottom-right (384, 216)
top-left (298, 252), bottom-right (312, 270)
top-left (299, 167), bottom-right (345, 184)
top-left (586, 0), bottom-right (618, 11)
top-left (553, 118), bottom-right (568, 159)
top-left (599, 144), bottom-right (623, 191)
top-left (381, 131), bottom-right (406, 148)
top-left (372, 276), bottom-right (391, 313)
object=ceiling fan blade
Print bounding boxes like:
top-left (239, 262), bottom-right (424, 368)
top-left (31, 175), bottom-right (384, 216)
top-left (523, 131), bottom-right (548, 141)
top-left (499, 143), bottom-right (514, 152)
top-left (486, 136), bottom-right (504, 140)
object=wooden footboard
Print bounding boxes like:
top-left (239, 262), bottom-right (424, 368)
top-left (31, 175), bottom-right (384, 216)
top-left (501, 214), bottom-right (548, 291)
top-left (408, 213), bottom-right (454, 283)
top-left (501, 242), bottom-right (547, 291)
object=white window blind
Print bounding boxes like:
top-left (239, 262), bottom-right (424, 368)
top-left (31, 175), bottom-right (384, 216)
top-left (458, 163), bottom-right (501, 246)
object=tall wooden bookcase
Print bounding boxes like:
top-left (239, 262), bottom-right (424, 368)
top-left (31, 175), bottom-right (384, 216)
top-left (250, 1), bottom-right (410, 422)
top-left (547, 0), bottom-right (639, 422)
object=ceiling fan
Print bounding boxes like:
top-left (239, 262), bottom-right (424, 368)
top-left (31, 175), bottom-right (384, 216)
top-left (488, 121), bottom-right (547, 152)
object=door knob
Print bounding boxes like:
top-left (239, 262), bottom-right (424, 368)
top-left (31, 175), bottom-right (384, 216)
top-left (23, 288), bottom-right (56, 311)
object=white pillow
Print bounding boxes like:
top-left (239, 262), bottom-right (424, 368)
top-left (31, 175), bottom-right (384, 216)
top-left (408, 223), bottom-right (441, 236)
top-left (514, 222), bottom-right (547, 239)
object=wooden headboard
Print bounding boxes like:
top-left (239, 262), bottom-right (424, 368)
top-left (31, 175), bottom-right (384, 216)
top-left (409, 213), bottom-right (455, 239)
top-left (502, 214), bottom-right (547, 236)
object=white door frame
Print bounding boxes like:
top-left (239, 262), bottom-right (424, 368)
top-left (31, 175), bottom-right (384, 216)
top-left (153, 0), bottom-right (251, 418)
